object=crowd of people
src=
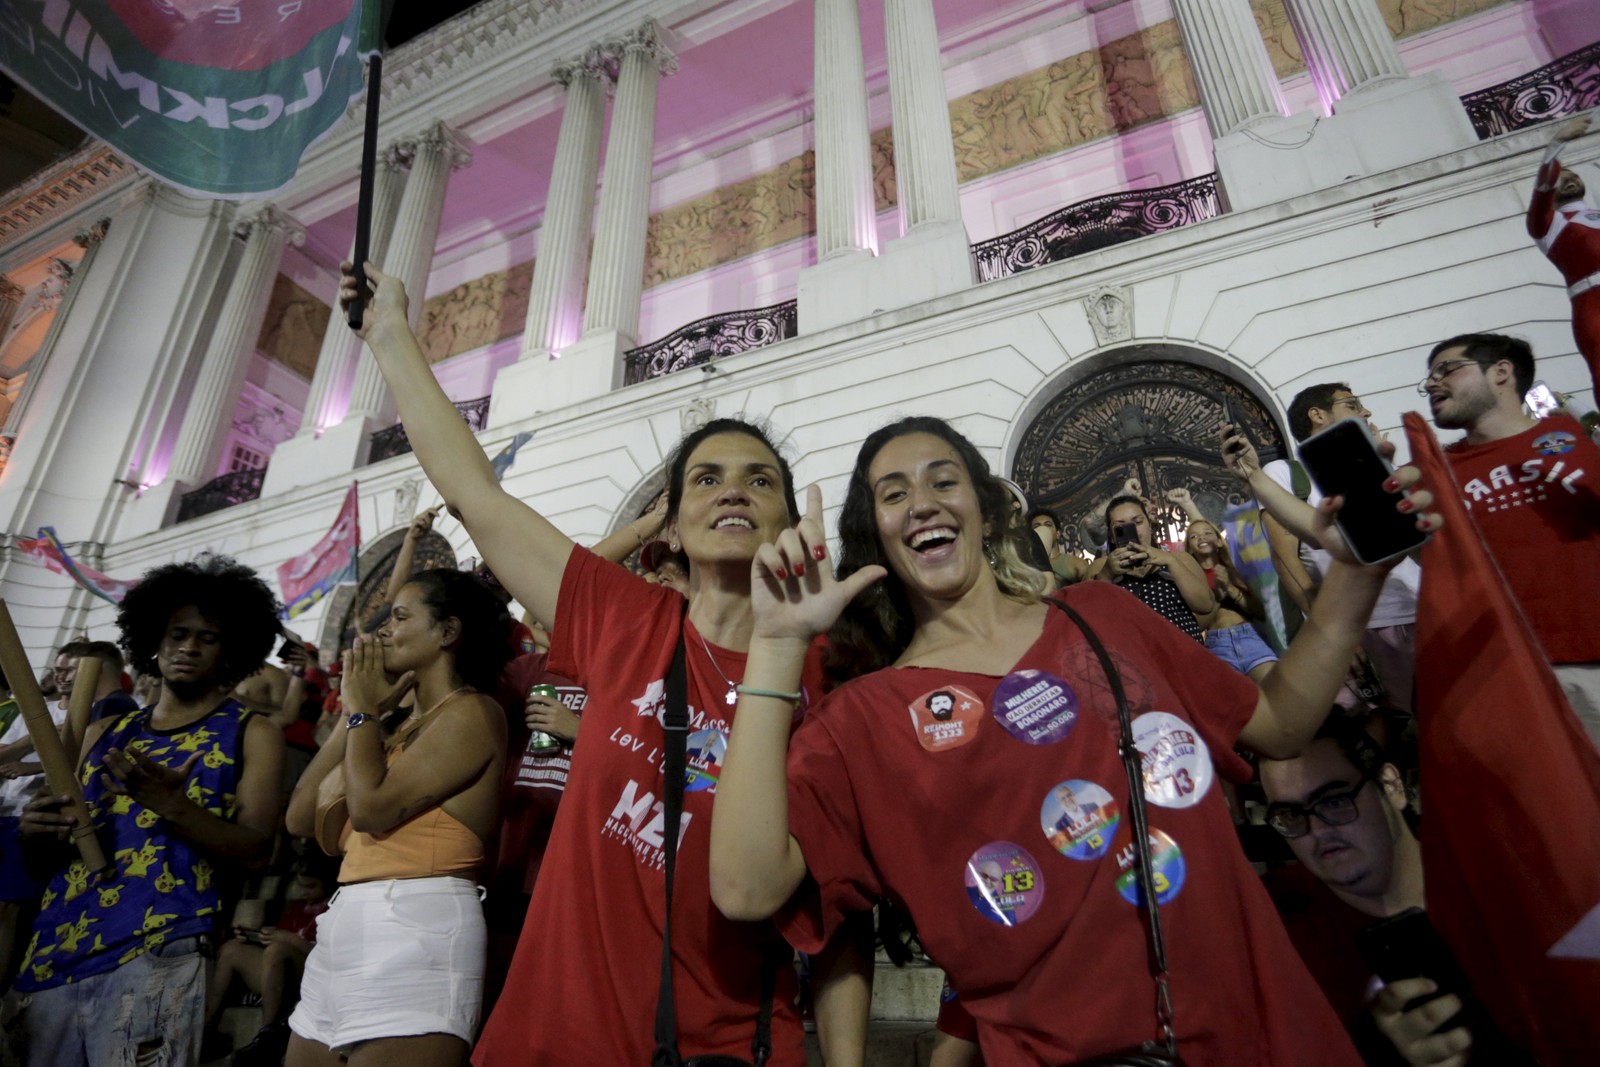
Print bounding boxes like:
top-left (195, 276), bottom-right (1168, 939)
top-left (0, 135), bottom-right (1596, 1067)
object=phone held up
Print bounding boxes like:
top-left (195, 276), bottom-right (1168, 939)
top-left (1295, 418), bottom-right (1428, 566)
top-left (1110, 522), bottom-right (1141, 549)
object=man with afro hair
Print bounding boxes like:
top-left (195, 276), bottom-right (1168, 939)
top-left (16, 553), bottom-right (285, 1067)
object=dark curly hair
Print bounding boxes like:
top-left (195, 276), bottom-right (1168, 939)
top-left (116, 553), bottom-right (282, 691)
top-left (662, 417), bottom-right (800, 530)
top-left (398, 569), bottom-right (514, 694)
top-left (826, 416), bottom-right (1048, 686)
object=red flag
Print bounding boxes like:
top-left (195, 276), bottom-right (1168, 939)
top-left (1405, 411), bottom-right (1600, 1063)
top-left (277, 483), bottom-right (360, 619)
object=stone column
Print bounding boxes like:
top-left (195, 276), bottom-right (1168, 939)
top-left (292, 144), bottom-right (412, 439)
top-left (883, 0), bottom-right (962, 234)
top-left (813, 0), bottom-right (876, 260)
top-left (345, 121), bottom-right (472, 425)
top-left (1280, 0), bottom-right (1405, 108)
top-left (520, 50), bottom-right (608, 359)
top-left (803, 0), bottom-right (974, 330)
top-left (164, 204), bottom-right (304, 489)
top-left (1170, 0), bottom-right (1288, 138)
top-left (582, 23), bottom-right (675, 347)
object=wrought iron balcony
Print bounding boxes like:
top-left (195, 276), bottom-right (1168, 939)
top-left (623, 301), bottom-right (799, 385)
top-left (1462, 41), bottom-right (1600, 141)
top-left (175, 466), bottom-right (267, 523)
top-left (367, 395), bottom-right (491, 464)
top-left (973, 173), bottom-right (1222, 283)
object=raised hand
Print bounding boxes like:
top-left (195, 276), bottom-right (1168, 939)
top-left (408, 504), bottom-right (443, 540)
top-left (339, 260), bottom-right (410, 341)
top-left (1218, 422), bottom-right (1262, 480)
top-left (750, 485), bottom-right (885, 642)
top-left (1308, 466), bottom-right (1440, 570)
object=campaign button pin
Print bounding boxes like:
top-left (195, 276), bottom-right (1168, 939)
top-left (1132, 711), bottom-right (1213, 809)
top-left (1039, 779), bottom-right (1120, 861)
top-left (908, 685), bottom-right (985, 753)
top-left (1114, 829), bottom-right (1186, 906)
top-left (993, 669), bottom-right (1078, 745)
top-left (964, 842), bottom-right (1045, 927)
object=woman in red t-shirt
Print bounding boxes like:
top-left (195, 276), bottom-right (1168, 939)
top-left (336, 263), bottom-right (856, 1067)
top-left (711, 416), bottom-right (1441, 1064)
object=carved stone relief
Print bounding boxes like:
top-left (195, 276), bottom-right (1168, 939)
top-left (255, 273), bottom-right (332, 380)
top-left (416, 259), bottom-right (534, 364)
top-left (1083, 286), bottom-right (1133, 347)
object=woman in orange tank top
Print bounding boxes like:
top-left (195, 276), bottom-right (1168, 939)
top-left (284, 569), bottom-right (511, 1067)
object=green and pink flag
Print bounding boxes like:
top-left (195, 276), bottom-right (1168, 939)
top-left (0, 0), bottom-right (381, 198)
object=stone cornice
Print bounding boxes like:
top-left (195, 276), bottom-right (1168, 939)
top-left (0, 145), bottom-right (136, 250)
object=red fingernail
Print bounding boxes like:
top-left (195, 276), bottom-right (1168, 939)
top-left (1396, 499), bottom-right (1414, 513)
top-left (775, 567), bottom-right (788, 580)
top-left (1382, 477), bottom-right (1399, 492)
top-left (794, 562), bottom-right (806, 576)
top-left (813, 546), bottom-right (826, 561)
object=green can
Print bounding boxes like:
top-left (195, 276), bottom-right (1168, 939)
top-left (526, 684), bottom-right (564, 754)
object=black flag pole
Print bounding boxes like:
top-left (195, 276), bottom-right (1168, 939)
top-left (347, 51), bottom-right (383, 331)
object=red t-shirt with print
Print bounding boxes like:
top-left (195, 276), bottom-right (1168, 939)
top-left (495, 652), bottom-right (586, 893)
top-left (1445, 415), bottom-right (1600, 663)
top-left (780, 582), bottom-right (1360, 1065)
top-left (473, 548), bottom-right (819, 1067)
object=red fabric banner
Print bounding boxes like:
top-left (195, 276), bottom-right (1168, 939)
top-left (1405, 411), bottom-right (1600, 1063)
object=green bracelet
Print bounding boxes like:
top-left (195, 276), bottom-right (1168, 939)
top-left (736, 684), bottom-right (802, 703)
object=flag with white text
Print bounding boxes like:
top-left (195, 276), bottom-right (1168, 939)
top-left (278, 482), bottom-right (359, 619)
top-left (0, 0), bottom-right (381, 198)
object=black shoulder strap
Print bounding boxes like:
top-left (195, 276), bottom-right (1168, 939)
top-left (653, 632), bottom-right (689, 1067)
top-left (1046, 597), bottom-right (1177, 1057)
top-left (653, 626), bottom-right (775, 1067)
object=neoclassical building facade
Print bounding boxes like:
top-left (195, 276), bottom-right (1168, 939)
top-left (0, 0), bottom-right (1595, 667)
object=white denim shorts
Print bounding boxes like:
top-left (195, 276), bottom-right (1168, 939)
top-left (288, 876), bottom-right (486, 1054)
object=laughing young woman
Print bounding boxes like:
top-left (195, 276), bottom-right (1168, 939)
top-left (332, 262), bottom-right (853, 1067)
top-left (710, 415), bottom-right (1440, 1065)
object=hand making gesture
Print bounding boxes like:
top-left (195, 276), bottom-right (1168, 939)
top-left (750, 485), bottom-right (885, 644)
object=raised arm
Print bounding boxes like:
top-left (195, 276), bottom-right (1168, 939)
top-left (385, 504), bottom-right (442, 604)
top-left (1240, 472), bottom-right (1439, 759)
top-left (588, 500), bottom-right (668, 566)
top-left (343, 262), bottom-right (573, 624)
top-left (1528, 116), bottom-right (1590, 240)
top-left (710, 487), bottom-right (884, 921)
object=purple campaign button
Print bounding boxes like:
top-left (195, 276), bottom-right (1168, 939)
top-left (993, 670), bottom-right (1078, 745)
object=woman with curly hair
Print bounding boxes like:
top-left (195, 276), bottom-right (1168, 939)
top-left (1182, 518), bottom-right (1278, 682)
top-left (711, 415), bottom-right (1440, 1064)
top-left (285, 568), bottom-right (511, 1067)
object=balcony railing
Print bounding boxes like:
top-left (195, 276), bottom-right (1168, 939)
top-left (973, 172), bottom-right (1222, 283)
top-left (623, 301), bottom-right (799, 385)
top-left (1462, 41), bottom-right (1600, 141)
top-left (368, 396), bottom-right (491, 464)
top-left (176, 466), bottom-right (267, 522)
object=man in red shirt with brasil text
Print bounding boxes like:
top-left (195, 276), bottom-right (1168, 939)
top-left (1423, 332), bottom-right (1600, 746)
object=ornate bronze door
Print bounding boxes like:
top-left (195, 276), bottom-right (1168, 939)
top-left (1011, 358), bottom-right (1285, 552)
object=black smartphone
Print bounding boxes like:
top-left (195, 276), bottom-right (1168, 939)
top-left (277, 637), bottom-right (299, 660)
top-left (1354, 908), bottom-right (1471, 1033)
top-left (235, 926), bottom-right (266, 946)
top-left (1295, 418), bottom-right (1428, 565)
top-left (1221, 398), bottom-right (1250, 455)
top-left (1110, 521), bottom-right (1140, 548)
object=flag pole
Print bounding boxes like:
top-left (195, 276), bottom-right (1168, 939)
top-left (346, 52), bottom-right (383, 330)
top-left (60, 654), bottom-right (101, 783)
top-left (0, 601), bottom-right (110, 876)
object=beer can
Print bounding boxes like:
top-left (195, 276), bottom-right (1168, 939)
top-left (526, 684), bottom-right (564, 754)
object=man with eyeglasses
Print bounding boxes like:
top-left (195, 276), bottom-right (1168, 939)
top-left (1254, 384), bottom-right (1421, 712)
top-left (1259, 721), bottom-right (1505, 1067)
top-left (1424, 332), bottom-right (1600, 746)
